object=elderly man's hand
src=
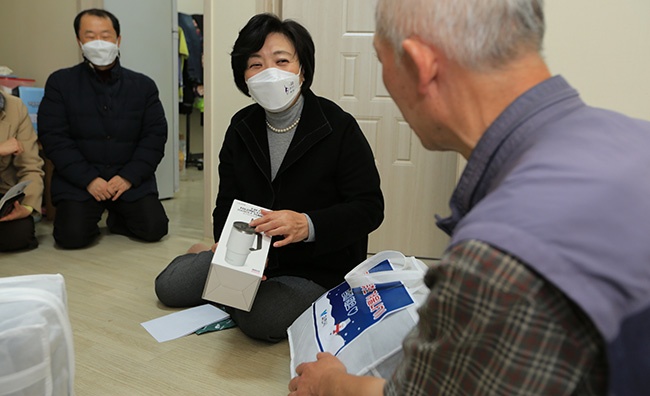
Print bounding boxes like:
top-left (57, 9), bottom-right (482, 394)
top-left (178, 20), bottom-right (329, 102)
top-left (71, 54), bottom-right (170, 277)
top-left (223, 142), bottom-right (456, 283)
top-left (289, 353), bottom-right (347, 396)
top-left (250, 209), bottom-right (309, 248)
top-left (288, 353), bottom-right (386, 396)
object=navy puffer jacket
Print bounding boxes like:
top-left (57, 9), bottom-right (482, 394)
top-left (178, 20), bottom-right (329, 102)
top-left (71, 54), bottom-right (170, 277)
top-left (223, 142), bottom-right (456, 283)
top-left (38, 60), bottom-right (167, 203)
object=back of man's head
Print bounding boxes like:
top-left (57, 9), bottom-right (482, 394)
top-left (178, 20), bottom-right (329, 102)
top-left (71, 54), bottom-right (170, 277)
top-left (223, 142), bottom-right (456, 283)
top-left (375, 0), bottom-right (545, 71)
top-left (73, 8), bottom-right (121, 39)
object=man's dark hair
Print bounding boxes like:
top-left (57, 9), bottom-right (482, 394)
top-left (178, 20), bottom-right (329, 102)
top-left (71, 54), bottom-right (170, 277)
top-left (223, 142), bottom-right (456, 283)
top-left (74, 8), bottom-right (121, 39)
top-left (231, 13), bottom-right (315, 96)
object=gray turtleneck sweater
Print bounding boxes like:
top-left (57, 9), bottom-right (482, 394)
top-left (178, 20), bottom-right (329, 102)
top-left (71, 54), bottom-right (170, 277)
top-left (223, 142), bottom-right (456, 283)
top-left (265, 94), bottom-right (304, 180)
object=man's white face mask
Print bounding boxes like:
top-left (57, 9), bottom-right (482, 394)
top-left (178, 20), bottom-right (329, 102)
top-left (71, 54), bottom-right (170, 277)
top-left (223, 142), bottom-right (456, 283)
top-left (80, 40), bottom-right (119, 67)
top-left (246, 67), bottom-right (301, 113)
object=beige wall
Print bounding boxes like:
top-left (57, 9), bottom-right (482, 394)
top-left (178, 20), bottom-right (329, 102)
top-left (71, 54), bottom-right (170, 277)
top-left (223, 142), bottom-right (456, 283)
top-left (0, 0), bottom-right (205, 87)
top-left (0, 0), bottom-right (80, 86)
top-left (178, 0), bottom-right (204, 15)
top-left (545, 0), bottom-right (650, 121)
top-left (2, 1), bottom-right (646, 117)
top-left (203, 1), bottom-right (279, 236)
top-left (202, 0), bottom-right (650, 237)
top-left (2, 1), bottom-right (648, 236)
top-left (203, 0), bottom-right (258, 236)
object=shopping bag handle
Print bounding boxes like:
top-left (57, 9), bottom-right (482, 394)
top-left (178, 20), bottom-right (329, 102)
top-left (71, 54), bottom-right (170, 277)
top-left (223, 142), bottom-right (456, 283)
top-left (345, 251), bottom-right (428, 289)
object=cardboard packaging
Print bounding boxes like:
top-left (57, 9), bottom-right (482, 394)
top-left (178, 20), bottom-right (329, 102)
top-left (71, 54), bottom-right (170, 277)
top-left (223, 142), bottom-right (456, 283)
top-left (202, 200), bottom-right (271, 311)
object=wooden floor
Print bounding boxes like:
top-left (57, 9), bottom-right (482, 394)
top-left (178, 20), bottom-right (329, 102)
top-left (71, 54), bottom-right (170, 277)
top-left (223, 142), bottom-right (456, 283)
top-left (0, 168), bottom-right (291, 396)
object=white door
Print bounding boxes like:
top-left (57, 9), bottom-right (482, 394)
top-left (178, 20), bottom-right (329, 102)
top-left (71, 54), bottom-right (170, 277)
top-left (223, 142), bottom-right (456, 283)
top-left (282, 0), bottom-right (459, 259)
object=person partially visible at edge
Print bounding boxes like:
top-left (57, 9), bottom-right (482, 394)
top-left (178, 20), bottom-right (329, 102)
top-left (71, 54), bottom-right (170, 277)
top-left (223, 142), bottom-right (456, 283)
top-left (0, 91), bottom-right (44, 251)
top-left (154, 13), bottom-right (384, 343)
top-left (288, 0), bottom-right (650, 395)
top-left (37, 8), bottom-right (168, 249)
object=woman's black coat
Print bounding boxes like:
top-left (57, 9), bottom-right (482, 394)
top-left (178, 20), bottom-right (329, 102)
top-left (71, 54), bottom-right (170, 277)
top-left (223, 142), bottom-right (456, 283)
top-left (213, 90), bottom-right (384, 289)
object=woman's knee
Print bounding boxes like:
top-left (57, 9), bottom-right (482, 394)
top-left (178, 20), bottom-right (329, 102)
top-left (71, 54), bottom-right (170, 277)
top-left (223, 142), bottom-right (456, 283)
top-left (155, 252), bottom-right (211, 307)
top-left (0, 217), bottom-right (37, 252)
top-left (230, 308), bottom-right (289, 343)
top-left (228, 278), bottom-right (326, 343)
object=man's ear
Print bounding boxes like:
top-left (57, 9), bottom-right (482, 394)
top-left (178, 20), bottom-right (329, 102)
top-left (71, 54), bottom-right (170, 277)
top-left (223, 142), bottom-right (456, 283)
top-left (402, 37), bottom-right (438, 96)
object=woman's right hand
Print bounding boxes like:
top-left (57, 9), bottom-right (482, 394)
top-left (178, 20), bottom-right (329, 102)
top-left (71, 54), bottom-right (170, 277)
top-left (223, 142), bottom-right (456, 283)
top-left (250, 209), bottom-right (309, 248)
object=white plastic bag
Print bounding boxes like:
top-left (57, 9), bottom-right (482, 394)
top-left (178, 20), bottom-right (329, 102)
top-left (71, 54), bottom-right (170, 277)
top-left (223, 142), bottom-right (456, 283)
top-left (0, 274), bottom-right (75, 396)
top-left (288, 251), bottom-right (428, 378)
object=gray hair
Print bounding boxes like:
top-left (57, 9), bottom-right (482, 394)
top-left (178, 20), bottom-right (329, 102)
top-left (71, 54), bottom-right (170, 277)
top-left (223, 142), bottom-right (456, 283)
top-left (375, 0), bottom-right (545, 71)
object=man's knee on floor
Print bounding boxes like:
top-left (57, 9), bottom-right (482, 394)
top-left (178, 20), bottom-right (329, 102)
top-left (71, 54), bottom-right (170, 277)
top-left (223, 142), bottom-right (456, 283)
top-left (132, 218), bottom-right (168, 242)
top-left (54, 226), bottom-right (97, 249)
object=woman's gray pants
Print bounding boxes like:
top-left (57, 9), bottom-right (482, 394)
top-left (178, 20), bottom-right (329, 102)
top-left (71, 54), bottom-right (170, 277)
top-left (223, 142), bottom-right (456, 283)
top-left (155, 251), bottom-right (327, 343)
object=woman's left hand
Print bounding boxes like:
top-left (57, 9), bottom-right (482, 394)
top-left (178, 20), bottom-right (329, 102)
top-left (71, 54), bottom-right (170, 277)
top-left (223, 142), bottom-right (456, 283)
top-left (250, 209), bottom-right (309, 248)
top-left (0, 138), bottom-right (24, 156)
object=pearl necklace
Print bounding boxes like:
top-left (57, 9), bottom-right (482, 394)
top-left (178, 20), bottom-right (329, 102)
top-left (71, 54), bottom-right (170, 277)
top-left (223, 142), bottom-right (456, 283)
top-left (266, 117), bottom-right (301, 133)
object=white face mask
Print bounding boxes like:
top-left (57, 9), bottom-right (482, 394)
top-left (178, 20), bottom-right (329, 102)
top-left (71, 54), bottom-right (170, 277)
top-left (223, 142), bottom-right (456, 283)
top-left (246, 68), bottom-right (301, 112)
top-left (80, 40), bottom-right (119, 67)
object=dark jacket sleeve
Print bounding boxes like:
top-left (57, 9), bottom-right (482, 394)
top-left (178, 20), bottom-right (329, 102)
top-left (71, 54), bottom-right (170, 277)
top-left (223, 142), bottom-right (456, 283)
top-left (38, 70), bottom-right (100, 190)
top-left (117, 75), bottom-right (167, 188)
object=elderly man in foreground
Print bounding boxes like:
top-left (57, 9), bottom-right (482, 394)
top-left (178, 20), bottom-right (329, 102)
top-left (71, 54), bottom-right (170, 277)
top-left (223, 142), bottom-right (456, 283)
top-left (289, 0), bottom-right (650, 395)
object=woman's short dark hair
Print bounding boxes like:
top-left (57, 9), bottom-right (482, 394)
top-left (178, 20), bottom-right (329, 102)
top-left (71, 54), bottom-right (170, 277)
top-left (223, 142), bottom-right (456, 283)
top-left (74, 9), bottom-right (121, 39)
top-left (231, 13), bottom-right (315, 97)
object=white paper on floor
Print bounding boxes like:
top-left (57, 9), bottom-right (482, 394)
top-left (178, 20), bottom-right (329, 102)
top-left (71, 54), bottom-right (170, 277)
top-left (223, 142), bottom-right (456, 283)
top-left (141, 304), bottom-right (229, 342)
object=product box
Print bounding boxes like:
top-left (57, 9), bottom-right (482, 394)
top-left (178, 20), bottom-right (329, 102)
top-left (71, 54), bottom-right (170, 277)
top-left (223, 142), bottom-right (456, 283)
top-left (202, 200), bottom-right (271, 311)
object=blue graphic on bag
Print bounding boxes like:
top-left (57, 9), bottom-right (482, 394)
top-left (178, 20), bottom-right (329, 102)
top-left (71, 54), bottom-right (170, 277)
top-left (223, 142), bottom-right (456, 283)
top-left (316, 259), bottom-right (415, 354)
